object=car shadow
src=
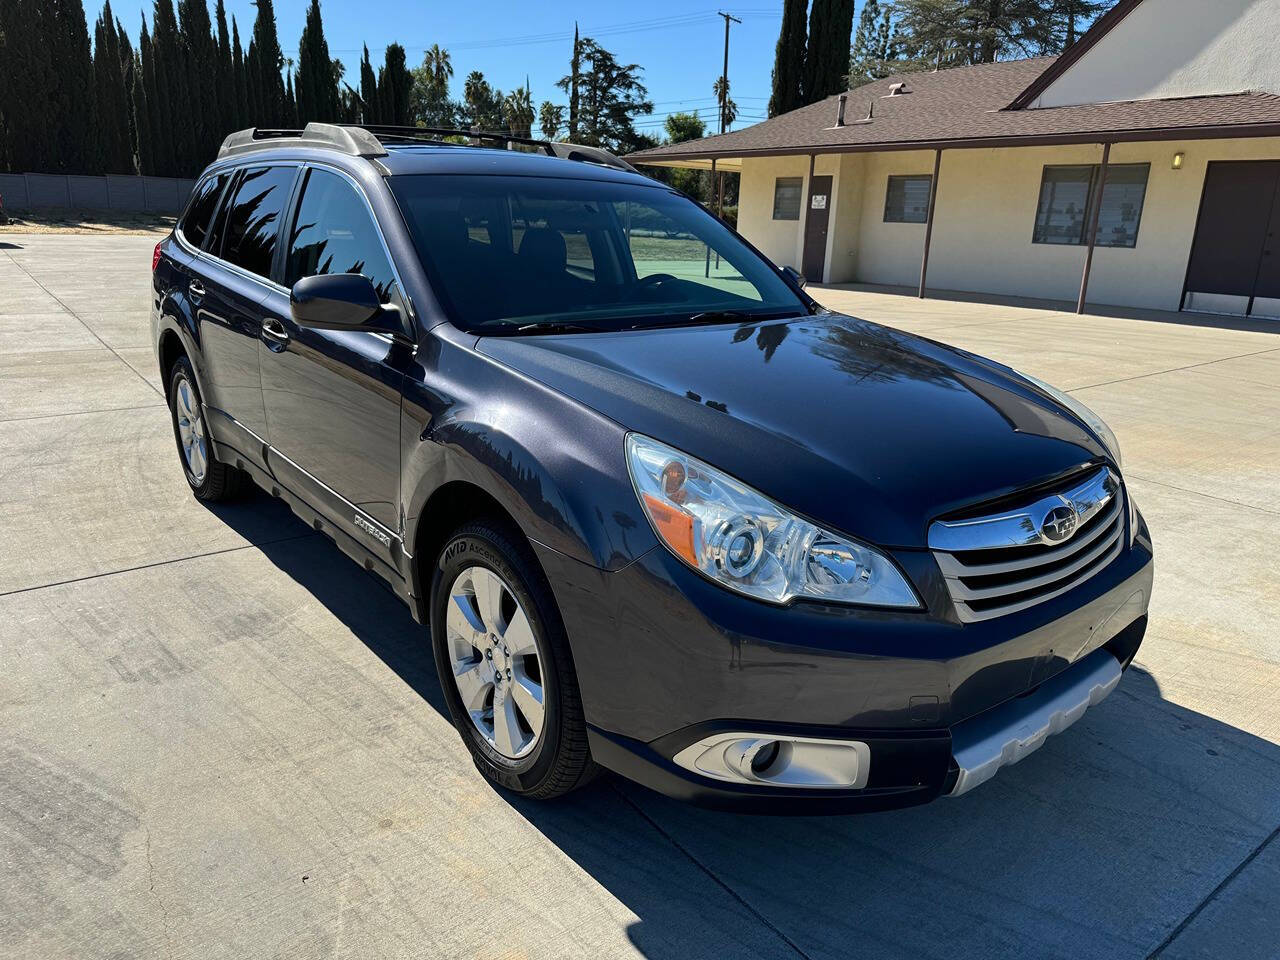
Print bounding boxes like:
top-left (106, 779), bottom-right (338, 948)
top-left (219, 492), bottom-right (1280, 960)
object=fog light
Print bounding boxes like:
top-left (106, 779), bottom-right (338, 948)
top-left (672, 732), bottom-right (870, 789)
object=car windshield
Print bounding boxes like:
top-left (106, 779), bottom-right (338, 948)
top-left (389, 173), bottom-right (808, 334)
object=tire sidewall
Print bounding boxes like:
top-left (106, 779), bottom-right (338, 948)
top-left (167, 358), bottom-right (212, 496)
top-left (430, 525), bottom-right (565, 793)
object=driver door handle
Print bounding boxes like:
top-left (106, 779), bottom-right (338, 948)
top-left (188, 279), bottom-right (206, 299)
top-left (261, 317), bottom-right (290, 346)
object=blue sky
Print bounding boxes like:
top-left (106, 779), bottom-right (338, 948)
top-left (102, 1), bottom-right (789, 135)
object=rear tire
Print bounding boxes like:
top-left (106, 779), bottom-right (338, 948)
top-left (167, 356), bottom-right (241, 502)
top-left (430, 518), bottom-right (595, 799)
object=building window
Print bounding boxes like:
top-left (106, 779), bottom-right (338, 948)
top-left (1033, 163), bottom-right (1149, 248)
top-left (883, 174), bottom-right (932, 223)
top-left (772, 177), bottom-right (803, 220)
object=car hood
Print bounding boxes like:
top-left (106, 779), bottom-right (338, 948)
top-left (477, 313), bottom-right (1106, 548)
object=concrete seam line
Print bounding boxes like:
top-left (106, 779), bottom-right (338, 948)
top-left (1067, 345), bottom-right (1280, 393)
top-left (1126, 474), bottom-right (1280, 518)
top-left (0, 532), bottom-right (320, 599)
top-left (1147, 821), bottom-right (1280, 958)
top-left (609, 782), bottom-right (815, 960)
top-left (0, 403), bottom-right (164, 424)
top-left (0, 246), bottom-right (164, 399)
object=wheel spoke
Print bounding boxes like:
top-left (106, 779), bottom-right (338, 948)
top-left (510, 671), bottom-right (544, 734)
top-left (453, 663), bottom-right (492, 712)
top-left (503, 607), bottom-right (537, 656)
top-left (447, 592), bottom-right (485, 644)
top-left (491, 687), bottom-right (522, 756)
top-left (471, 568), bottom-right (507, 636)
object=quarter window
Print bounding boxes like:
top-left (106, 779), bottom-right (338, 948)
top-left (180, 172), bottom-right (230, 249)
top-left (284, 168), bottom-right (397, 302)
top-left (772, 177), bottom-right (803, 220)
top-left (1033, 163), bottom-right (1149, 248)
top-left (219, 165), bottom-right (297, 279)
top-left (883, 175), bottom-right (932, 223)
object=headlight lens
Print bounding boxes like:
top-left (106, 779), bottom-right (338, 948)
top-left (625, 434), bottom-right (920, 608)
top-left (1018, 371), bottom-right (1122, 468)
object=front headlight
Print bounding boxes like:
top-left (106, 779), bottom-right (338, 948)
top-left (625, 434), bottom-right (920, 608)
top-left (1018, 371), bottom-right (1122, 468)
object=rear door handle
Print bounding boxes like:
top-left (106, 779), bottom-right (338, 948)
top-left (261, 317), bottom-right (290, 346)
top-left (188, 280), bottom-right (206, 299)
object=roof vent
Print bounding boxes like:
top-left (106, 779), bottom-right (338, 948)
top-left (888, 82), bottom-right (910, 96)
top-left (835, 93), bottom-right (847, 127)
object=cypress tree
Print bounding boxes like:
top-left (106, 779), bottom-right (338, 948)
top-left (231, 16), bottom-right (248, 130)
top-left (296, 0), bottom-right (338, 122)
top-left (768, 0), bottom-right (808, 116)
top-left (804, 0), bottom-right (856, 103)
top-left (118, 18), bottom-right (141, 172)
top-left (567, 24), bottom-right (580, 139)
top-left (151, 0), bottom-right (186, 174)
top-left (51, 0), bottom-right (101, 173)
top-left (178, 0), bottom-right (218, 166)
top-left (249, 0), bottom-right (285, 125)
top-left (93, 2), bottom-right (133, 174)
top-left (359, 44), bottom-right (378, 123)
top-left (141, 11), bottom-right (174, 175)
top-left (213, 0), bottom-right (234, 142)
top-left (137, 16), bottom-right (157, 174)
top-left (285, 66), bottom-right (298, 126)
top-left (377, 44), bottom-right (412, 127)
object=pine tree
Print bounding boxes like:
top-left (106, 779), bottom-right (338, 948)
top-left (249, 0), bottom-right (285, 125)
top-left (296, 0), bottom-right (338, 123)
top-left (377, 43), bottom-right (413, 126)
top-left (359, 44), bottom-right (378, 123)
top-left (557, 38), bottom-right (651, 152)
top-left (93, 2), bottom-right (133, 173)
top-left (803, 0), bottom-right (856, 103)
top-left (768, 0), bottom-right (807, 117)
top-left (849, 0), bottom-right (898, 86)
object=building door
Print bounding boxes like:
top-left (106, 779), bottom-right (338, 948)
top-left (1183, 160), bottom-right (1280, 317)
top-left (802, 175), bottom-right (832, 282)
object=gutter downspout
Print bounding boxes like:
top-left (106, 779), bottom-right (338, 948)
top-left (1077, 141), bottom-right (1112, 314)
top-left (918, 148), bottom-right (943, 299)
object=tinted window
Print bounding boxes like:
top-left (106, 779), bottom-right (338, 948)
top-left (181, 172), bottom-right (229, 248)
top-left (1033, 163), bottom-right (1149, 248)
top-left (219, 165), bottom-right (296, 279)
top-left (884, 175), bottom-right (932, 223)
top-left (390, 174), bottom-right (805, 333)
top-left (772, 177), bottom-right (802, 220)
top-left (284, 168), bottom-right (397, 302)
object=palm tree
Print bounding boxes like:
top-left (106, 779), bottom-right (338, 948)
top-left (423, 43), bottom-right (452, 89)
top-left (538, 100), bottom-right (564, 140)
top-left (504, 83), bottom-right (534, 139)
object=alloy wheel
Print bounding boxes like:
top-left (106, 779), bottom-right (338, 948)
top-left (445, 565), bottom-right (546, 760)
top-left (174, 377), bottom-right (207, 483)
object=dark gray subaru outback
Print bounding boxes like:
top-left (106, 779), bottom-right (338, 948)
top-left (152, 123), bottom-right (1153, 812)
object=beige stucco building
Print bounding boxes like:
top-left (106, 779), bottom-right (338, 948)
top-left (630, 0), bottom-right (1280, 317)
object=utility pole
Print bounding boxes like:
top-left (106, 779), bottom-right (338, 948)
top-left (713, 10), bottom-right (741, 272)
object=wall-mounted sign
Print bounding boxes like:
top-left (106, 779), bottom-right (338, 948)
top-left (811, 194), bottom-right (828, 210)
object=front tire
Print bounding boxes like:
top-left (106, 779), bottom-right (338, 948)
top-left (167, 356), bottom-right (241, 502)
top-left (430, 519), bottom-right (594, 798)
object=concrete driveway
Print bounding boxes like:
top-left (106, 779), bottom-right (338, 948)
top-left (2, 236), bottom-right (1277, 960)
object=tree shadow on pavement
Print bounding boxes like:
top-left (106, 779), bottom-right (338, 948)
top-left (225, 493), bottom-right (1280, 960)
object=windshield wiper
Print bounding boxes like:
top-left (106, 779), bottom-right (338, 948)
top-left (510, 321), bottom-right (609, 335)
top-left (626, 309), bottom-right (802, 330)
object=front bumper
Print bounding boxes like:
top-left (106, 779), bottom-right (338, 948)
top-left (536, 513), bottom-right (1153, 813)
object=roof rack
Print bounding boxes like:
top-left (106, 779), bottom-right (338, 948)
top-left (217, 121), bottom-right (638, 173)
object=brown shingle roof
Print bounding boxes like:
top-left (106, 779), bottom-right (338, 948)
top-left (628, 57), bottom-right (1280, 163)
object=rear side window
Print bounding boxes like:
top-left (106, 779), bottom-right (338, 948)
top-left (180, 172), bottom-right (229, 249)
top-left (284, 168), bottom-right (397, 302)
top-left (219, 165), bottom-right (297, 279)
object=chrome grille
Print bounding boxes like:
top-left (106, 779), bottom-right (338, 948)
top-left (929, 467), bottom-right (1124, 623)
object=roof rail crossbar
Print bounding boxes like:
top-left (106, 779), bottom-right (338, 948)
top-left (218, 122), bottom-right (388, 159)
top-left (339, 124), bottom-right (639, 173)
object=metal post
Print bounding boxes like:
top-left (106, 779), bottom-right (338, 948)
top-left (1077, 141), bottom-right (1112, 314)
top-left (918, 148), bottom-right (942, 299)
top-left (705, 157), bottom-right (717, 278)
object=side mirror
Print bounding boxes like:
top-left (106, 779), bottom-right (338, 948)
top-left (290, 273), bottom-right (406, 338)
top-left (781, 265), bottom-right (808, 289)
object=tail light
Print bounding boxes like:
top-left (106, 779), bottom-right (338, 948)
top-left (152, 241), bottom-right (163, 272)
